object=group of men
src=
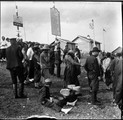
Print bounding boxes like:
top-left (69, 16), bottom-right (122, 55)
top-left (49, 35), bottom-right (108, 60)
top-left (84, 47), bottom-right (122, 118)
top-left (0, 36), bottom-right (122, 118)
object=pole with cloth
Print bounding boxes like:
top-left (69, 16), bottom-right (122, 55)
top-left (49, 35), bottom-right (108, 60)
top-left (103, 28), bottom-right (106, 52)
top-left (89, 19), bottom-right (96, 47)
top-left (15, 4), bottom-right (20, 39)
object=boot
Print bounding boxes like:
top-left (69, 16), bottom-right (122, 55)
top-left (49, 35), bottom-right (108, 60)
top-left (19, 83), bottom-right (27, 98)
top-left (13, 84), bottom-right (19, 98)
top-left (94, 91), bottom-right (101, 105)
top-left (91, 92), bottom-right (96, 105)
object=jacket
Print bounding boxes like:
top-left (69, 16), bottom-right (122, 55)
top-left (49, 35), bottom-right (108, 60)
top-left (6, 43), bottom-right (23, 69)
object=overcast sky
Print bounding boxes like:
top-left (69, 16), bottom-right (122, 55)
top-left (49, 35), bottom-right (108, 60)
top-left (1, 1), bottom-right (122, 52)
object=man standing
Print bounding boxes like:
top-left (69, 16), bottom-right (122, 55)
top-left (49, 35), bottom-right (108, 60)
top-left (49, 45), bottom-right (55, 76)
top-left (63, 44), bottom-right (69, 59)
top-left (40, 44), bottom-right (51, 80)
top-left (55, 42), bottom-right (62, 78)
top-left (6, 38), bottom-right (27, 98)
top-left (110, 52), bottom-right (122, 119)
top-left (84, 47), bottom-right (101, 105)
top-left (1, 36), bottom-right (7, 61)
top-left (75, 45), bottom-right (81, 59)
top-left (27, 43), bottom-right (34, 82)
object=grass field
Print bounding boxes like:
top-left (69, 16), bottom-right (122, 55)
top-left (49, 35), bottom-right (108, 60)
top-left (0, 61), bottom-right (121, 119)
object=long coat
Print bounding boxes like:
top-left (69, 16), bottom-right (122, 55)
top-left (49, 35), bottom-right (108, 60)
top-left (110, 58), bottom-right (122, 107)
top-left (64, 63), bottom-right (80, 87)
top-left (6, 43), bottom-right (23, 70)
top-left (84, 55), bottom-right (100, 91)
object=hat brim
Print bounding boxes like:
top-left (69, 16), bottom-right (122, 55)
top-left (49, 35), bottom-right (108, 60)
top-left (92, 50), bottom-right (100, 52)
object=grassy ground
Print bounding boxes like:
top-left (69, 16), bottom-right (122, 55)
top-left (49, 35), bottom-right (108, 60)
top-left (0, 61), bottom-right (121, 119)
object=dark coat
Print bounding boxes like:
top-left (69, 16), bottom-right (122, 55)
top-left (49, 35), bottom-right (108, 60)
top-left (55, 50), bottom-right (61, 65)
top-left (6, 43), bottom-right (23, 70)
top-left (110, 58), bottom-right (122, 107)
top-left (84, 55), bottom-right (100, 78)
top-left (84, 55), bottom-right (100, 91)
top-left (64, 64), bottom-right (80, 87)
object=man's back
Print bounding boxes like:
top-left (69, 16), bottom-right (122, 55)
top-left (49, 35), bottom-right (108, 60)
top-left (6, 44), bottom-right (22, 69)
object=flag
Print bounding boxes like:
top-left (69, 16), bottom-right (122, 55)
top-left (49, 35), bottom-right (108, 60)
top-left (16, 5), bottom-right (18, 16)
top-left (103, 29), bottom-right (106, 32)
top-left (89, 19), bottom-right (94, 29)
top-left (50, 7), bottom-right (61, 36)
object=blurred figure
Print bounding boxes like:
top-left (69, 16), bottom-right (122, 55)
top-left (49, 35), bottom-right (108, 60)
top-left (84, 50), bottom-right (92, 92)
top-left (64, 50), bottom-right (80, 87)
top-left (75, 45), bottom-right (81, 59)
top-left (84, 47), bottom-right (101, 105)
top-left (55, 42), bottom-right (62, 78)
top-left (33, 46), bottom-right (41, 88)
top-left (6, 38), bottom-right (27, 98)
top-left (0, 36), bottom-right (7, 61)
top-left (49, 45), bottom-right (55, 76)
top-left (110, 52), bottom-right (122, 104)
top-left (110, 52), bottom-right (122, 119)
top-left (40, 45), bottom-right (51, 80)
top-left (6, 38), bottom-right (11, 48)
top-left (102, 52), bottom-right (112, 90)
top-left (27, 43), bottom-right (34, 82)
top-left (63, 44), bottom-right (69, 59)
top-left (22, 43), bottom-right (29, 83)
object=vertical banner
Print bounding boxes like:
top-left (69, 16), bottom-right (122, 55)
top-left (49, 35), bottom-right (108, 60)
top-left (50, 7), bottom-right (61, 36)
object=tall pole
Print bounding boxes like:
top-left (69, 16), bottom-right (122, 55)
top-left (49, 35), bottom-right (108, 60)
top-left (103, 29), bottom-right (105, 52)
top-left (15, 4), bottom-right (20, 39)
top-left (92, 19), bottom-right (96, 47)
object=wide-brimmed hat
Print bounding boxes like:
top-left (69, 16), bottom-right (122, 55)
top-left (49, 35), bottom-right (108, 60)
top-left (67, 50), bottom-right (75, 59)
top-left (42, 44), bottom-right (50, 50)
top-left (44, 78), bottom-right (52, 85)
top-left (72, 86), bottom-right (81, 92)
top-left (60, 89), bottom-right (70, 97)
top-left (92, 47), bottom-right (100, 52)
top-left (10, 38), bottom-right (16, 41)
top-left (67, 84), bottom-right (75, 89)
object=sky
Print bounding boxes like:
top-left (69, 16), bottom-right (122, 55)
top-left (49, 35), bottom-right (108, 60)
top-left (1, 1), bottom-right (122, 52)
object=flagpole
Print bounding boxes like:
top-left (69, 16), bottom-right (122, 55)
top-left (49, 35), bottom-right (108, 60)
top-left (103, 29), bottom-right (105, 52)
top-left (15, 3), bottom-right (20, 40)
top-left (92, 19), bottom-right (96, 47)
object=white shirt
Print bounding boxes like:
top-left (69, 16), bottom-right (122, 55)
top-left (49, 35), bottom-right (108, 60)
top-left (27, 47), bottom-right (34, 60)
top-left (6, 41), bottom-right (11, 48)
top-left (0, 40), bottom-right (7, 49)
top-left (102, 57), bottom-right (111, 72)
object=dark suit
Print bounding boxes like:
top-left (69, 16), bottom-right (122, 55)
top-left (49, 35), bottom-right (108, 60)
top-left (55, 49), bottom-right (61, 77)
top-left (110, 58), bottom-right (122, 108)
top-left (84, 55), bottom-right (100, 103)
top-left (6, 42), bottom-right (25, 98)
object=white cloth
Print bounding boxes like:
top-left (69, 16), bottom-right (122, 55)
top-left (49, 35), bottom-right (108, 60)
top-left (6, 41), bottom-right (11, 48)
top-left (97, 56), bottom-right (101, 65)
top-left (27, 47), bottom-right (34, 60)
top-left (102, 58), bottom-right (111, 72)
top-left (0, 40), bottom-right (7, 49)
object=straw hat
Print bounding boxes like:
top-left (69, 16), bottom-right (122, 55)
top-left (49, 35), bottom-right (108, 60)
top-left (60, 89), bottom-right (70, 97)
top-left (44, 78), bottom-right (52, 85)
top-left (72, 86), bottom-right (81, 92)
top-left (67, 84), bottom-right (75, 90)
top-left (42, 44), bottom-right (50, 50)
top-left (92, 47), bottom-right (100, 52)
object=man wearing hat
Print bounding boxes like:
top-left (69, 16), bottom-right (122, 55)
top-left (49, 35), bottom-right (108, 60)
top-left (84, 47), bottom-right (101, 105)
top-left (40, 44), bottom-right (51, 79)
top-left (6, 38), bottom-right (27, 98)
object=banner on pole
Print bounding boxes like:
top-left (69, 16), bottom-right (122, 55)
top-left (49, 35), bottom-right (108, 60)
top-left (50, 7), bottom-right (61, 36)
top-left (13, 15), bottom-right (23, 27)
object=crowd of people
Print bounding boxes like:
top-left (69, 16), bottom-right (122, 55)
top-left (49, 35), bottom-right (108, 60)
top-left (0, 36), bottom-right (122, 117)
